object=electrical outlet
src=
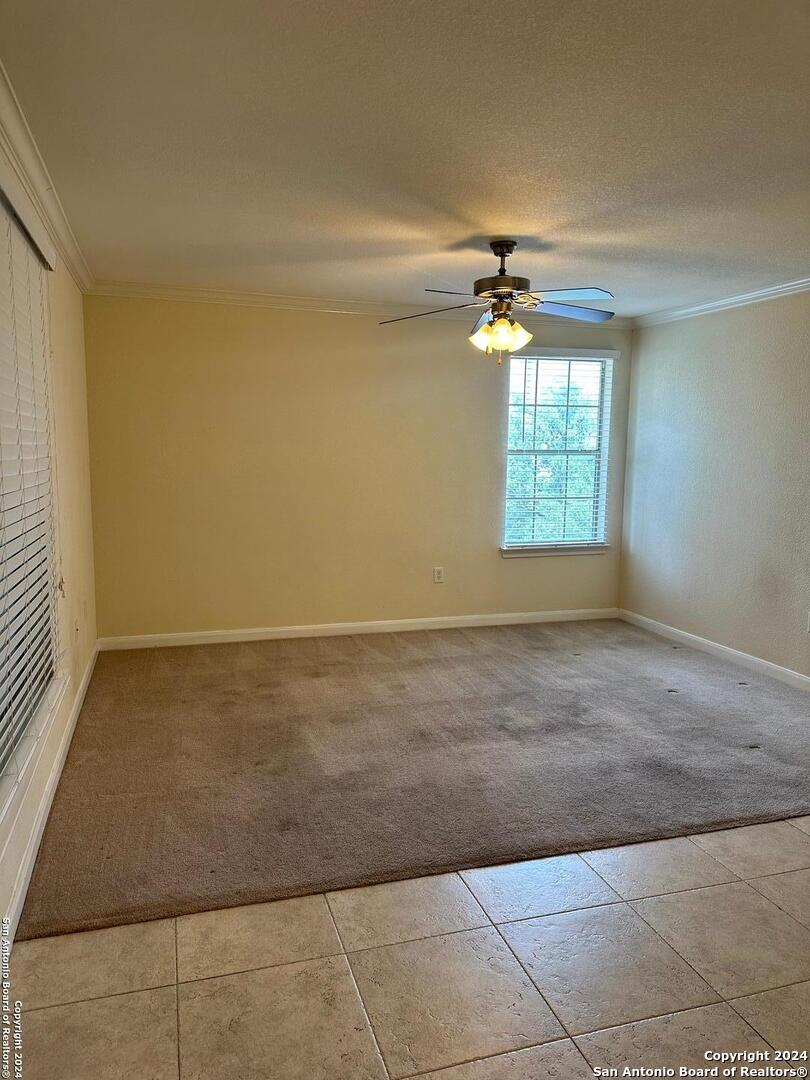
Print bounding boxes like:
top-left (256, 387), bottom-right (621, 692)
top-left (433, 566), bottom-right (445, 584)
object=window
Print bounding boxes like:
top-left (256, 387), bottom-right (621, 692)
top-left (0, 199), bottom-right (56, 774)
top-left (503, 353), bottom-right (614, 551)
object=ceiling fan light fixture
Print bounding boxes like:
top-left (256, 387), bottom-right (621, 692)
top-left (482, 316), bottom-right (533, 353)
top-left (508, 320), bottom-right (533, 350)
top-left (380, 239), bottom-right (614, 346)
top-left (489, 317), bottom-right (516, 350)
top-left (469, 322), bottom-right (494, 353)
top-left (468, 313), bottom-right (533, 356)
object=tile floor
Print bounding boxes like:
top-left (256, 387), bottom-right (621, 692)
top-left (12, 816), bottom-right (810, 1079)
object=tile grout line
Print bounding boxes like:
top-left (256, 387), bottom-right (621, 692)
top-left (489, 918), bottom-right (596, 1073)
top-left (622, 892), bottom-right (791, 1052)
top-left (745, 881), bottom-right (810, 931)
top-left (711, 878), bottom-right (810, 939)
top-left (324, 893), bottom-right (392, 1080)
top-left (684, 834), bottom-right (768, 878)
top-left (722, 974), bottom-right (810, 1004)
top-left (686, 828), bottom-right (810, 880)
top-left (572, 848), bottom-right (810, 968)
top-left (455, 872), bottom-right (494, 929)
top-left (22, 981), bottom-right (177, 1014)
top-left (394, 1036), bottom-right (575, 1079)
top-left (746, 866), bottom-right (810, 882)
top-left (456, 872), bottom-right (592, 1070)
top-left (571, 855), bottom-right (734, 1007)
top-left (571, 998), bottom-right (778, 1053)
top-left (561, 855), bottom-right (775, 1057)
top-left (724, 970), bottom-right (810, 1052)
top-left (723, 996), bottom-right (776, 1053)
top-left (624, 894), bottom-right (727, 999)
top-left (321, 919), bottom-right (493, 957)
top-left (175, 947), bottom-right (346, 986)
top-left (480, 882), bottom-right (773, 1066)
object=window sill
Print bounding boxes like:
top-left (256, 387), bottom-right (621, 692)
top-left (500, 543), bottom-right (611, 559)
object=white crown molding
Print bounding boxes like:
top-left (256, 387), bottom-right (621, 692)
top-left (85, 276), bottom-right (810, 332)
top-left (635, 277), bottom-right (810, 327)
top-left (90, 280), bottom-right (429, 317)
top-left (89, 279), bottom-right (637, 328)
top-left (0, 61), bottom-right (93, 290)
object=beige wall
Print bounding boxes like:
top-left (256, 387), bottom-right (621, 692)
top-left (621, 292), bottom-right (810, 675)
top-left (84, 296), bottom-right (631, 637)
top-left (50, 263), bottom-right (98, 677)
top-left (1, 259), bottom-right (97, 923)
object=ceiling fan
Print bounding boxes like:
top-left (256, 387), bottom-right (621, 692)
top-left (380, 239), bottom-right (615, 362)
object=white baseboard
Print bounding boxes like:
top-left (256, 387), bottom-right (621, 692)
top-left (620, 610), bottom-right (810, 691)
top-left (97, 607), bottom-right (621, 651)
top-left (3, 647), bottom-right (98, 940)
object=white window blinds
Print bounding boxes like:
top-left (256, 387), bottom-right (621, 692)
top-left (504, 355), bottom-right (613, 549)
top-left (0, 199), bottom-right (56, 774)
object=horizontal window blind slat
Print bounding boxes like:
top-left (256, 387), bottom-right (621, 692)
top-left (0, 597), bottom-right (52, 659)
top-left (0, 644), bottom-right (53, 716)
top-left (0, 527), bottom-right (49, 560)
top-left (0, 201), bottom-right (55, 773)
top-left (0, 565), bottom-right (50, 618)
top-left (0, 630), bottom-right (54, 716)
top-left (0, 503), bottom-right (51, 537)
top-left (0, 660), bottom-right (55, 770)
top-left (0, 543), bottom-right (52, 583)
top-left (0, 625), bottom-right (54, 700)
top-left (0, 483), bottom-right (51, 512)
top-left (0, 573), bottom-right (50, 631)
top-left (2, 608), bottom-right (52, 660)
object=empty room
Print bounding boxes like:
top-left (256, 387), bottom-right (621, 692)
top-left (0, 1), bottom-right (809, 1076)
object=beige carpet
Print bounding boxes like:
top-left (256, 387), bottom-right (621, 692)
top-left (18, 619), bottom-right (810, 939)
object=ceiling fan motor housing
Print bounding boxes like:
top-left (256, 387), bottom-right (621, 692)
top-left (474, 273), bottom-right (531, 299)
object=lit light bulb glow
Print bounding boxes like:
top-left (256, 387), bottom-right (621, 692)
top-left (468, 316), bottom-right (533, 355)
top-left (490, 317), bottom-right (515, 349)
top-left (468, 324), bottom-right (493, 352)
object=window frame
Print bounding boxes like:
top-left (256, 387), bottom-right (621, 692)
top-left (500, 347), bottom-right (619, 557)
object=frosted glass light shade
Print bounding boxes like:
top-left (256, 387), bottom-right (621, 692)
top-left (509, 321), bottom-right (533, 349)
top-left (469, 316), bottom-right (533, 354)
top-left (469, 323), bottom-right (494, 352)
top-left (490, 317), bottom-right (515, 349)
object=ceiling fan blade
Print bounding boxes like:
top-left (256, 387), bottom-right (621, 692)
top-left (469, 309), bottom-right (492, 335)
top-left (425, 288), bottom-right (479, 297)
top-left (379, 302), bottom-right (484, 325)
top-left (530, 301), bottom-right (615, 323)
top-left (530, 287), bottom-right (614, 302)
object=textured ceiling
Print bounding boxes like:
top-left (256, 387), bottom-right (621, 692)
top-left (2, 0), bottom-right (808, 316)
